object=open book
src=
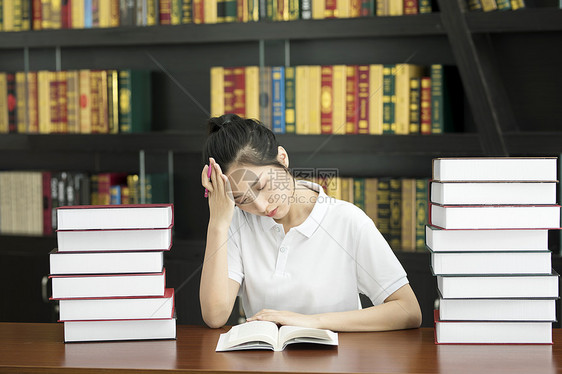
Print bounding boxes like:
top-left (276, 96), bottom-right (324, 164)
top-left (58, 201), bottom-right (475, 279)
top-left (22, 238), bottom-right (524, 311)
top-left (215, 321), bottom-right (338, 352)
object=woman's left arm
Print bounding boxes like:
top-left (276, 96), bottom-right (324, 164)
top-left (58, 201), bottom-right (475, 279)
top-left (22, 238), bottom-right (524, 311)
top-left (246, 284), bottom-right (422, 332)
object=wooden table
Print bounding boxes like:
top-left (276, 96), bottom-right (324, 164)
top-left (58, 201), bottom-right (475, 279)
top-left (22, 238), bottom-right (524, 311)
top-left (0, 323), bottom-right (560, 374)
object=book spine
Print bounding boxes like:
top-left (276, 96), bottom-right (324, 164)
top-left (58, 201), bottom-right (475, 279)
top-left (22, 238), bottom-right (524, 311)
top-left (210, 67), bottom-right (224, 117)
top-left (364, 178), bottom-right (378, 224)
top-left (308, 65), bottom-right (322, 134)
top-left (32, 0), bottom-right (42, 29)
top-left (0, 73), bottom-right (8, 133)
top-left (193, 0), bottom-right (203, 23)
top-left (98, 70), bottom-right (108, 133)
top-left (78, 70), bottom-right (91, 133)
top-left (418, 0), bottom-right (431, 13)
top-left (259, 66), bottom-right (272, 129)
top-left (271, 66), bottom-right (286, 133)
top-left (332, 65), bottom-right (346, 135)
top-left (496, 0), bottom-right (512, 10)
top-left (42, 171), bottom-right (52, 235)
top-left (159, 0), bottom-right (171, 24)
top-left (84, 0), bottom-right (92, 27)
top-left (415, 178), bottom-right (428, 250)
top-left (89, 71), bottom-right (101, 133)
top-left (7, 73), bottom-right (16, 133)
top-left (480, 0), bottom-right (497, 11)
top-left (57, 71), bottom-right (68, 133)
top-left (389, 178), bottom-right (402, 250)
top-left (111, 0), bottom-right (121, 26)
top-left (325, 0), bottom-right (337, 18)
top-left (389, 0), bottom-right (403, 15)
top-left (27, 72), bottom-right (39, 133)
top-left (236, 0), bottom-right (247, 22)
top-left (15, 72), bottom-right (27, 133)
top-left (295, 66), bottom-right (309, 134)
top-left (511, 0), bottom-right (525, 10)
top-left (430, 64), bottom-right (444, 134)
top-left (300, 0), bottom-right (311, 19)
top-left (420, 76), bottom-right (431, 134)
top-left (320, 65), bottom-right (333, 134)
top-left (248, 0), bottom-right (259, 21)
top-left (217, 0), bottom-right (226, 22)
top-left (360, 0), bottom-right (373, 16)
top-left (37, 71), bottom-right (50, 134)
top-left (245, 66), bottom-right (259, 120)
top-left (400, 178), bottom-right (416, 252)
top-left (61, 0), bottom-right (70, 28)
top-left (404, 0), bottom-right (418, 14)
top-left (376, 0), bottom-right (387, 15)
top-left (21, 0), bottom-right (31, 29)
top-left (467, 0), bottom-right (483, 11)
top-left (377, 178), bottom-right (391, 244)
top-left (204, 0), bottom-right (217, 23)
top-left (223, 0), bottom-right (237, 21)
top-left (130, 70), bottom-right (151, 133)
top-left (147, 0), bottom-right (159, 25)
top-left (288, 0), bottom-right (299, 19)
top-left (409, 77), bottom-right (421, 134)
top-left (233, 67), bottom-right (246, 117)
top-left (107, 70), bottom-right (119, 134)
top-left (382, 64), bottom-right (395, 134)
top-left (353, 178), bottom-right (366, 211)
top-left (48, 72), bottom-right (59, 133)
top-left (357, 65), bottom-right (369, 134)
top-left (13, 0), bottom-right (23, 30)
top-left (312, 0), bottom-right (324, 19)
top-left (223, 67), bottom-right (235, 114)
top-left (181, 0), bottom-right (192, 23)
top-left (350, 0), bottom-right (361, 17)
top-left (345, 65), bottom-right (358, 134)
top-left (284, 66), bottom-right (296, 134)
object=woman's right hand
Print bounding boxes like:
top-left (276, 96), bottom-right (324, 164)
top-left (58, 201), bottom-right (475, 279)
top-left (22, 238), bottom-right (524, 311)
top-left (201, 158), bottom-right (235, 229)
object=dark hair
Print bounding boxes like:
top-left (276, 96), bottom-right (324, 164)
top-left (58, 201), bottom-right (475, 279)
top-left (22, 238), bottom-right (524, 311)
top-left (202, 114), bottom-right (287, 174)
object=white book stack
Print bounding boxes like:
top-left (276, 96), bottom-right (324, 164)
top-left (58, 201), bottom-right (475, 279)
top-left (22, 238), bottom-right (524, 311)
top-left (428, 157), bottom-right (560, 344)
top-left (49, 204), bottom-right (176, 343)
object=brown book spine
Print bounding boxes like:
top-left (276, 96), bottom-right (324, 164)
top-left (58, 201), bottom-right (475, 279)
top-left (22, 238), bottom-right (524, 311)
top-left (27, 72), bottom-right (39, 133)
top-left (33, 0), bottom-right (43, 29)
top-left (345, 65), bottom-right (358, 134)
top-left (357, 65), bottom-right (369, 134)
top-left (159, 0), bottom-right (172, 24)
top-left (7, 73), bottom-right (17, 133)
top-left (223, 67), bottom-right (235, 114)
top-left (325, 0), bottom-right (337, 18)
top-left (66, 71), bottom-right (80, 133)
top-left (79, 70), bottom-right (91, 133)
top-left (57, 71), bottom-right (68, 133)
top-left (15, 72), bottom-right (27, 133)
top-left (90, 71), bottom-right (101, 133)
top-left (420, 76), bottom-right (431, 135)
top-left (193, 0), bottom-right (204, 23)
top-left (49, 72), bottom-right (59, 133)
top-left (404, 0), bottom-right (418, 14)
top-left (233, 67), bottom-right (246, 117)
top-left (350, 0), bottom-right (361, 17)
top-left (320, 65), bottom-right (333, 134)
top-left (98, 70), bottom-right (108, 133)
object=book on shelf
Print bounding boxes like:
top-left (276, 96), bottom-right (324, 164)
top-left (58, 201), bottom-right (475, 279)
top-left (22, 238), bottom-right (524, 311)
top-left (434, 310), bottom-right (552, 345)
top-left (216, 321), bottom-right (338, 352)
top-left (430, 181), bottom-right (557, 205)
top-left (425, 226), bottom-right (549, 252)
top-left (56, 226), bottom-right (172, 252)
top-left (56, 203), bottom-right (173, 230)
top-left (50, 270), bottom-right (166, 299)
top-left (58, 288), bottom-right (175, 321)
top-left (438, 296), bottom-right (557, 322)
top-left (49, 249), bottom-right (164, 275)
top-left (430, 249), bottom-right (552, 275)
top-left (429, 203), bottom-right (561, 230)
top-left (436, 272), bottom-right (559, 299)
top-left (63, 317), bottom-right (177, 343)
top-left (432, 157), bottom-right (558, 182)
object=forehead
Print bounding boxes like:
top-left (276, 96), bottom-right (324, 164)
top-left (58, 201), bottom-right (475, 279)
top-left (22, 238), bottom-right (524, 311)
top-left (227, 164), bottom-right (288, 190)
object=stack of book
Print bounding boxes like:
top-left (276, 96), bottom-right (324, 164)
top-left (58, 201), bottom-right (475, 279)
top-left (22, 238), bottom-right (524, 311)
top-left (49, 204), bottom-right (176, 343)
top-left (428, 157), bottom-right (560, 344)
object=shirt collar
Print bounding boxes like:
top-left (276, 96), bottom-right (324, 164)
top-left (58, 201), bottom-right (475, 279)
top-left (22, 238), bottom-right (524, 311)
top-left (260, 180), bottom-right (331, 238)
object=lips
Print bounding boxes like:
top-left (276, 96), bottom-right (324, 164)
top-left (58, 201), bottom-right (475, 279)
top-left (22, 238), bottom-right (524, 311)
top-left (266, 208), bottom-right (278, 217)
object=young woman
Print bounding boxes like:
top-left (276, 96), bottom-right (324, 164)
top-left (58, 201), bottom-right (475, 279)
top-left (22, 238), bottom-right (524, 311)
top-left (200, 114), bottom-right (422, 331)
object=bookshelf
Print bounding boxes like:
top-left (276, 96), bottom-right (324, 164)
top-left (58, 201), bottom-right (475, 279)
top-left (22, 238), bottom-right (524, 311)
top-left (1, 1), bottom-right (562, 327)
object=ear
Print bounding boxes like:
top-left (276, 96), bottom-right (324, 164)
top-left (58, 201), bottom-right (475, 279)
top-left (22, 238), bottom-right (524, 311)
top-left (277, 146), bottom-right (289, 168)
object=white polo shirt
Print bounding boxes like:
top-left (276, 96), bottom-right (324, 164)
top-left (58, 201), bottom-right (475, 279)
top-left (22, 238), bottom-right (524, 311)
top-left (227, 180), bottom-right (409, 318)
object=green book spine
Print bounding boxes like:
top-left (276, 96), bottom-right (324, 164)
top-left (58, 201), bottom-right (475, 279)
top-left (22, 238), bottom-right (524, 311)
top-left (285, 66), bottom-right (296, 134)
top-left (288, 0), bottom-right (299, 19)
top-left (171, 0), bottom-right (181, 24)
top-left (389, 178), bottom-right (402, 251)
top-left (181, 0), bottom-right (192, 23)
top-left (119, 70), bottom-right (152, 133)
top-left (382, 64), bottom-right (395, 134)
top-left (224, 0), bottom-right (236, 22)
top-left (0, 0), bottom-right (3, 31)
top-left (147, 173), bottom-right (169, 204)
top-left (430, 64), bottom-right (444, 134)
top-left (467, 0), bottom-right (483, 11)
top-left (496, 0), bottom-right (512, 10)
top-left (217, 0), bottom-right (226, 22)
top-left (409, 77), bottom-right (420, 134)
top-left (415, 178), bottom-right (428, 251)
top-left (419, 0), bottom-right (432, 13)
top-left (377, 178), bottom-right (391, 244)
top-left (353, 178), bottom-right (366, 211)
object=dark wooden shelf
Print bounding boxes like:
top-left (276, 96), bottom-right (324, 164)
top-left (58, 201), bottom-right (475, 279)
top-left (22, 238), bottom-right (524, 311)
top-left (0, 14), bottom-right (444, 49)
top-left (504, 132), bottom-right (562, 156)
top-left (466, 8), bottom-right (562, 33)
top-left (0, 133), bottom-right (482, 155)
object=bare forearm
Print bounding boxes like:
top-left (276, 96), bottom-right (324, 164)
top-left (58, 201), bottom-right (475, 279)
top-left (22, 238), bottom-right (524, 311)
top-left (199, 222), bottom-right (234, 327)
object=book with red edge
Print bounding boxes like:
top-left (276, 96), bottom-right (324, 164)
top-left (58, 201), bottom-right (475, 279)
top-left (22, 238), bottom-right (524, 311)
top-left (56, 203), bottom-right (174, 230)
top-left (50, 269), bottom-right (166, 299)
top-left (434, 310), bottom-right (553, 345)
top-left (57, 288), bottom-right (175, 321)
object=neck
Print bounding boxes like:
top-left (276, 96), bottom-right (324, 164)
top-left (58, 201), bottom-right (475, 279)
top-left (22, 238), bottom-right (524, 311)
top-left (274, 180), bottom-right (318, 231)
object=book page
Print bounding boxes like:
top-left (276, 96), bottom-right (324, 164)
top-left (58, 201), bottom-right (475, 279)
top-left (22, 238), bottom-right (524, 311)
top-left (223, 321), bottom-right (279, 350)
top-left (278, 325), bottom-right (338, 349)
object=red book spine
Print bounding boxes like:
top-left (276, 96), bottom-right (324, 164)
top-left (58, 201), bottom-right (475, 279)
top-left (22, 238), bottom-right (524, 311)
top-left (320, 65), bottom-right (333, 134)
top-left (233, 67), bottom-right (246, 117)
top-left (49, 73), bottom-right (60, 133)
top-left (58, 72), bottom-right (68, 133)
top-left (6, 73), bottom-right (16, 133)
top-left (33, 0), bottom-right (42, 29)
top-left (43, 172), bottom-right (52, 235)
top-left (325, 0), bottom-right (337, 18)
top-left (345, 65), bottom-right (358, 134)
top-left (404, 0), bottom-right (418, 14)
top-left (357, 65), bottom-right (370, 134)
top-left (159, 0), bottom-right (172, 25)
top-left (193, 0), bottom-right (204, 23)
top-left (223, 67), bottom-right (235, 114)
top-left (420, 76), bottom-right (432, 135)
top-left (61, 0), bottom-right (70, 28)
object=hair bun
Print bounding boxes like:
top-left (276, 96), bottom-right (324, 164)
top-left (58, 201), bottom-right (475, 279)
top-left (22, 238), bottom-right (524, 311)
top-left (208, 113), bottom-right (240, 134)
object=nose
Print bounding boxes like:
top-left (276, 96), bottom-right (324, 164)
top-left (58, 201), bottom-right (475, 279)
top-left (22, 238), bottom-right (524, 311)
top-left (252, 195), bottom-right (269, 215)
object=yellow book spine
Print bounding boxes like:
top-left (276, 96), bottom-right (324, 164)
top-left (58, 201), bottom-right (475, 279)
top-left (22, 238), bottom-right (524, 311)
top-left (210, 67), bottom-right (224, 117)
top-left (204, 0), bottom-right (217, 23)
top-left (4, 0), bottom-right (15, 31)
top-left (15, 72), bottom-right (27, 133)
top-left (99, 0), bottom-right (110, 27)
top-left (108, 70), bottom-right (119, 134)
top-left (337, 0), bottom-right (349, 18)
top-left (332, 65), bottom-right (346, 135)
top-left (0, 74), bottom-right (8, 133)
top-left (66, 71), bottom-right (79, 133)
top-left (400, 178), bottom-right (416, 252)
top-left (312, 0), bottom-right (324, 19)
top-left (245, 66), bottom-right (259, 120)
top-left (369, 64), bottom-right (383, 135)
top-left (37, 71), bottom-right (50, 134)
top-left (98, 70), bottom-right (108, 133)
top-left (79, 70), bottom-right (92, 133)
top-left (72, 0), bottom-right (85, 28)
top-left (364, 178), bottom-right (378, 225)
top-left (395, 64), bottom-right (422, 135)
top-left (111, 0), bottom-right (120, 26)
top-left (308, 65), bottom-right (322, 134)
top-left (57, 71), bottom-right (68, 133)
top-left (27, 72), bottom-right (39, 133)
top-left (50, 0), bottom-right (62, 29)
top-left (389, 0), bottom-right (403, 15)
top-left (147, 0), bottom-right (158, 25)
top-left (40, 0), bottom-right (51, 29)
top-left (295, 66), bottom-right (310, 135)
top-left (170, 0), bottom-right (181, 25)
top-left (481, 0), bottom-right (498, 11)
